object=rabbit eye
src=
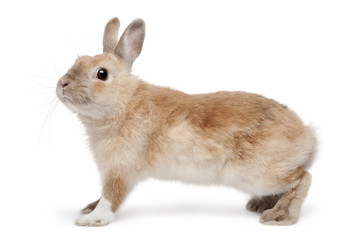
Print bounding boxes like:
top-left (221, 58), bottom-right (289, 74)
top-left (96, 68), bottom-right (108, 81)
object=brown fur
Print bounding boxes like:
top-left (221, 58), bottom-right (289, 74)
top-left (103, 18), bottom-right (120, 53)
top-left (103, 174), bottom-right (128, 212)
top-left (57, 17), bottom-right (317, 226)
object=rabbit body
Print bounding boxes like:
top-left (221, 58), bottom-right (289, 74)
top-left (80, 81), bottom-right (314, 193)
top-left (57, 18), bottom-right (316, 226)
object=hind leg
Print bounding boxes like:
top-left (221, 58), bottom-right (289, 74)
top-left (259, 170), bottom-right (312, 225)
top-left (246, 194), bottom-right (281, 213)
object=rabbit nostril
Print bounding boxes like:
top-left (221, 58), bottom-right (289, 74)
top-left (62, 82), bottom-right (70, 88)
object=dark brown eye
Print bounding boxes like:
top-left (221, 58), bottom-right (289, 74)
top-left (96, 68), bottom-right (108, 81)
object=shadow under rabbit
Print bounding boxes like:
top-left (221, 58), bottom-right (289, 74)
top-left (114, 202), bottom-right (251, 222)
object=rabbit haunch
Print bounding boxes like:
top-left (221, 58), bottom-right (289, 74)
top-left (57, 17), bottom-right (316, 226)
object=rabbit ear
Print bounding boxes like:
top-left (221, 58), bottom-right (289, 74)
top-left (103, 17), bottom-right (120, 53)
top-left (115, 18), bottom-right (145, 69)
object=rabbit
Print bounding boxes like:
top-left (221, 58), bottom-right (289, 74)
top-left (56, 17), bottom-right (317, 227)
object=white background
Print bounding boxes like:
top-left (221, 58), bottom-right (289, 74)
top-left (0, 0), bottom-right (349, 239)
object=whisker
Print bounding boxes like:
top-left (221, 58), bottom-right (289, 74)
top-left (47, 99), bottom-right (60, 144)
top-left (47, 59), bottom-right (64, 77)
top-left (35, 58), bottom-right (66, 148)
top-left (31, 81), bottom-right (57, 99)
top-left (65, 39), bottom-right (81, 59)
top-left (32, 79), bottom-right (56, 89)
top-left (31, 91), bottom-right (56, 97)
top-left (37, 97), bottom-right (60, 148)
top-left (37, 67), bottom-right (61, 82)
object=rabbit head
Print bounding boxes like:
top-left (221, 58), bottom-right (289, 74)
top-left (56, 17), bottom-right (145, 120)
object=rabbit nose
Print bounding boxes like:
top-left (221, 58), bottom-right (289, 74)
top-left (61, 81), bottom-right (70, 88)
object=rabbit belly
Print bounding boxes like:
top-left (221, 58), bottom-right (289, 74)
top-left (150, 153), bottom-right (303, 196)
top-left (150, 154), bottom-right (289, 196)
top-left (148, 121), bottom-right (313, 196)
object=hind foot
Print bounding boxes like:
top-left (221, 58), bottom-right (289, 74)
top-left (259, 171), bottom-right (312, 225)
top-left (259, 208), bottom-right (295, 225)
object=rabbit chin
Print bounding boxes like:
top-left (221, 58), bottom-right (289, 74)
top-left (75, 103), bottom-right (112, 120)
top-left (64, 101), bottom-right (115, 120)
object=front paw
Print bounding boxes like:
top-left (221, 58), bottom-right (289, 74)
top-left (76, 196), bottom-right (115, 226)
top-left (76, 211), bottom-right (115, 227)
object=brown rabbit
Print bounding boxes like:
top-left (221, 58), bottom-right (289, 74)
top-left (56, 17), bottom-right (316, 226)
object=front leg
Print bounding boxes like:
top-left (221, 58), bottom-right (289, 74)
top-left (76, 176), bottom-right (128, 227)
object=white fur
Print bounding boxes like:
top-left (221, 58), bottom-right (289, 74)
top-left (76, 196), bottom-right (115, 226)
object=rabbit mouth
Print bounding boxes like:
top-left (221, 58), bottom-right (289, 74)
top-left (61, 94), bottom-right (73, 104)
top-left (57, 87), bottom-right (75, 105)
top-left (57, 87), bottom-right (92, 107)
top-left (58, 87), bottom-right (69, 100)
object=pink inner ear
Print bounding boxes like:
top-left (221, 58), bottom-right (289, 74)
top-left (115, 19), bottom-right (145, 67)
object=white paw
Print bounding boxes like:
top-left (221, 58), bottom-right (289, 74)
top-left (75, 211), bottom-right (115, 226)
top-left (75, 196), bottom-right (115, 227)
